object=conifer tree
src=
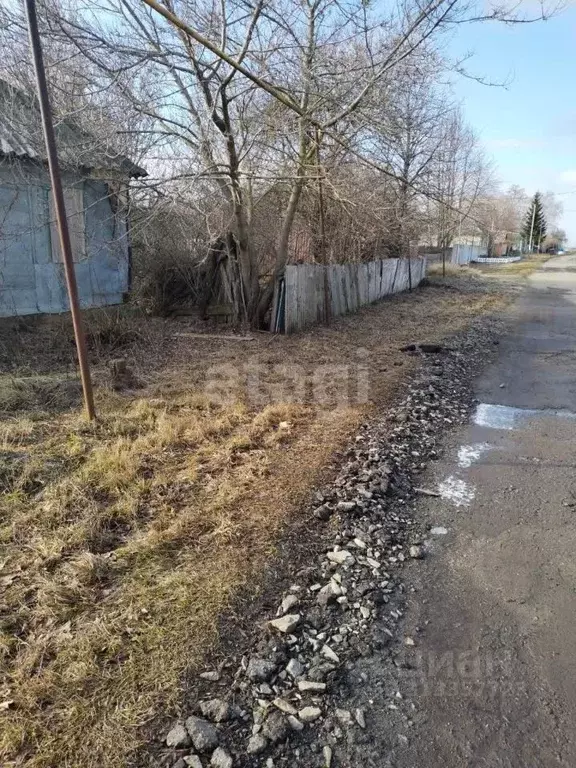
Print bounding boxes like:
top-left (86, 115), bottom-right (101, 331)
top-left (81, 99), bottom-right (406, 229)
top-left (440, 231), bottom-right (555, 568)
top-left (521, 192), bottom-right (547, 250)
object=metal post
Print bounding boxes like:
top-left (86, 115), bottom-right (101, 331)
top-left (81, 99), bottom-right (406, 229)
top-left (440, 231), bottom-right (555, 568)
top-left (24, 0), bottom-right (96, 420)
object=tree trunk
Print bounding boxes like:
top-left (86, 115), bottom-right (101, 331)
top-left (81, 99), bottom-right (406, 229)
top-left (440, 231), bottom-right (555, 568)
top-left (254, 175), bottom-right (306, 328)
top-left (254, 119), bottom-right (311, 328)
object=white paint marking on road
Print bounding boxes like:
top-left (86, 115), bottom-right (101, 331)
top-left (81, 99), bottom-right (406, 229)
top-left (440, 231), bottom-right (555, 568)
top-left (474, 403), bottom-right (576, 431)
top-left (437, 475), bottom-right (475, 508)
top-left (457, 443), bottom-right (492, 468)
top-left (474, 403), bottom-right (520, 430)
top-left (430, 526), bottom-right (448, 535)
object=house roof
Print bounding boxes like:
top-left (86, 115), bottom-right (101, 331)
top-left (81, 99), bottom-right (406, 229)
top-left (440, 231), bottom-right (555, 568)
top-left (0, 79), bottom-right (146, 178)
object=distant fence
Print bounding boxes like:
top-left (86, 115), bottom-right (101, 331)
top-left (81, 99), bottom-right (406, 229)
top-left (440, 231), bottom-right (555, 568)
top-left (273, 257), bottom-right (426, 334)
top-left (472, 255), bottom-right (521, 264)
top-left (422, 245), bottom-right (485, 266)
top-left (452, 244), bottom-right (485, 265)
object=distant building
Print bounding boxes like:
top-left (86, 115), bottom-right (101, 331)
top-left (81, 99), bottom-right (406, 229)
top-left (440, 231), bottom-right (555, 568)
top-left (0, 79), bottom-right (145, 317)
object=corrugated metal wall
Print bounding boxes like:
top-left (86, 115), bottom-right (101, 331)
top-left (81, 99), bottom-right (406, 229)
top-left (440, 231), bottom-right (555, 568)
top-left (451, 244), bottom-right (485, 265)
top-left (0, 161), bottom-right (129, 317)
top-left (282, 257), bottom-right (426, 334)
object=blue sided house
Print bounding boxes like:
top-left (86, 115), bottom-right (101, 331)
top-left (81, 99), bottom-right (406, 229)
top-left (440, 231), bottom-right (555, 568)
top-left (0, 79), bottom-right (145, 317)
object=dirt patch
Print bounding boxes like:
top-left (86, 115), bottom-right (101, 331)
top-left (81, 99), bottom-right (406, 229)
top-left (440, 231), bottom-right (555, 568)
top-left (0, 275), bottom-right (509, 768)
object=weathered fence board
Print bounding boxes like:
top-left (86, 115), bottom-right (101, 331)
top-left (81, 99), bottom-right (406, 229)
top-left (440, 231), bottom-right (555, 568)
top-left (282, 257), bottom-right (426, 334)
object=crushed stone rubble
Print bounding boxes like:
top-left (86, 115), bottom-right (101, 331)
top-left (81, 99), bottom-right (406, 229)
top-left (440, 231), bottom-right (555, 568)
top-left (161, 317), bottom-right (502, 768)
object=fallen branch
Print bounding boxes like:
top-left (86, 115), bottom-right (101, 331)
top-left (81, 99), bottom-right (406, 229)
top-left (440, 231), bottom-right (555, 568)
top-left (174, 333), bottom-right (255, 341)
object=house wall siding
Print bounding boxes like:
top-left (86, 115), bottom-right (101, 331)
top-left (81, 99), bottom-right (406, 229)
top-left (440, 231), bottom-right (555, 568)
top-left (0, 159), bottom-right (129, 317)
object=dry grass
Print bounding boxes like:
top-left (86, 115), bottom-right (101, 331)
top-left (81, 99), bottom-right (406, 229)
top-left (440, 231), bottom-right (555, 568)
top-left (0, 279), bottom-right (509, 768)
top-left (0, 394), bottom-right (323, 767)
top-left (0, 375), bottom-right (82, 414)
top-left (492, 253), bottom-right (552, 277)
top-left (426, 262), bottom-right (483, 278)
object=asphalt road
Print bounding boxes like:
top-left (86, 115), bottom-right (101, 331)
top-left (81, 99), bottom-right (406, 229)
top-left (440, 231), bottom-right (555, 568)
top-left (391, 253), bottom-right (576, 767)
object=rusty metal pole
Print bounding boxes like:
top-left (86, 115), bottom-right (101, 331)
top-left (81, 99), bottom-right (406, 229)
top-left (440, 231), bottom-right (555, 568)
top-left (24, 0), bottom-right (96, 420)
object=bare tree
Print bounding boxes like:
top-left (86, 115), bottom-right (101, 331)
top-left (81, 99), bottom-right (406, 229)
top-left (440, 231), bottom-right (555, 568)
top-left (543, 227), bottom-right (567, 251)
top-left (0, 0), bottom-right (557, 325)
top-left (365, 52), bottom-right (449, 259)
top-left (427, 108), bottom-right (494, 259)
top-left (541, 190), bottom-right (563, 232)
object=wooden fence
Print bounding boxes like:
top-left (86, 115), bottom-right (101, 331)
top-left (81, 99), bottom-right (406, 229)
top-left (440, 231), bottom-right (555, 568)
top-left (423, 244), bottom-right (485, 266)
top-left (274, 257), bottom-right (426, 334)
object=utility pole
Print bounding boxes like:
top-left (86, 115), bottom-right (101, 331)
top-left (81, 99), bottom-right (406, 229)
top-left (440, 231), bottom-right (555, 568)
top-left (528, 200), bottom-right (537, 253)
top-left (24, 0), bottom-right (96, 420)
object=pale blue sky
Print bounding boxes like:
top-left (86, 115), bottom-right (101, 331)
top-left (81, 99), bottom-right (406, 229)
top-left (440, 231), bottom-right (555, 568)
top-left (448, 5), bottom-right (576, 242)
